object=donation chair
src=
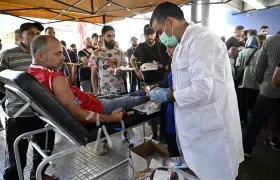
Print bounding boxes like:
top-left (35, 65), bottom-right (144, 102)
top-left (0, 69), bottom-right (160, 180)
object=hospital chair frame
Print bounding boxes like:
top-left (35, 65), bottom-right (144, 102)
top-left (0, 84), bottom-right (150, 180)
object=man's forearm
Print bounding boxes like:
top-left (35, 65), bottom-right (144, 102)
top-left (130, 58), bottom-right (137, 69)
top-left (90, 113), bottom-right (114, 123)
top-left (92, 75), bottom-right (98, 93)
top-left (68, 103), bottom-right (115, 123)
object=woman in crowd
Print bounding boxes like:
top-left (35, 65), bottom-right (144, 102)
top-left (235, 36), bottom-right (260, 122)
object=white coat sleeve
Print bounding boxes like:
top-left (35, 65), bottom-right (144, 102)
top-left (174, 34), bottom-right (215, 107)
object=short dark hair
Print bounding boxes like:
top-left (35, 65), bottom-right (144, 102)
top-left (260, 25), bottom-right (268, 30)
top-left (150, 1), bottom-right (184, 27)
top-left (60, 40), bottom-right (66, 47)
top-left (243, 30), bottom-right (249, 35)
top-left (101, 25), bottom-right (115, 36)
top-left (70, 43), bottom-right (76, 48)
top-left (257, 34), bottom-right (266, 41)
top-left (45, 27), bottom-right (54, 33)
top-left (248, 29), bottom-right (258, 36)
top-left (31, 35), bottom-right (58, 57)
top-left (92, 33), bottom-right (98, 38)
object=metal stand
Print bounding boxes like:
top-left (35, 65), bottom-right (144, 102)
top-left (36, 146), bottom-right (82, 180)
top-left (13, 127), bottom-right (53, 180)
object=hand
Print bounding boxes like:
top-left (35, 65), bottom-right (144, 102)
top-left (153, 61), bottom-right (163, 69)
top-left (111, 108), bottom-right (124, 122)
top-left (150, 84), bottom-right (159, 90)
top-left (150, 88), bottom-right (169, 103)
top-left (150, 88), bottom-right (170, 94)
top-left (145, 84), bottom-right (159, 94)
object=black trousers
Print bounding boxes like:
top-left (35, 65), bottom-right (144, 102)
top-left (122, 76), bottom-right (129, 94)
top-left (166, 133), bottom-right (180, 157)
top-left (243, 88), bottom-right (259, 110)
top-left (243, 95), bottom-right (280, 154)
top-left (129, 71), bottom-right (140, 92)
top-left (3, 116), bottom-right (55, 180)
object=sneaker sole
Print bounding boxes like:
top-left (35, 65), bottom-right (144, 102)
top-left (269, 144), bottom-right (280, 152)
top-left (244, 153), bottom-right (252, 159)
top-left (266, 138), bottom-right (280, 152)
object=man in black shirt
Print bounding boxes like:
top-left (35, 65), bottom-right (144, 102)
top-left (130, 24), bottom-right (170, 84)
top-left (226, 25), bottom-right (244, 50)
top-left (130, 24), bottom-right (170, 140)
top-left (78, 37), bottom-right (94, 92)
top-left (127, 36), bottom-right (139, 92)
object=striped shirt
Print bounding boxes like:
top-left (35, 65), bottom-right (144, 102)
top-left (0, 43), bottom-right (35, 117)
top-left (254, 34), bottom-right (280, 98)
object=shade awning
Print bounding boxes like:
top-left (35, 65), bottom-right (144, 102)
top-left (0, 0), bottom-right (194, 24)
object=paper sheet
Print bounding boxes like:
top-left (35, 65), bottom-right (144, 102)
top-left (132, 101), bottom-right (161, 115)
top-left (153, 170), bottom-right (171, 180)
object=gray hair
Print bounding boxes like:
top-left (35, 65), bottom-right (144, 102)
top-left (30, 35), bottom-right (59, 57)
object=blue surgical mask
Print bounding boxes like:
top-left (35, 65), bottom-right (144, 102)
top-left (159, 21), bottom-right (178, 46)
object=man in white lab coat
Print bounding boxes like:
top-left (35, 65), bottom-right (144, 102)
top-left (149, 2), bottom-right (244, 180)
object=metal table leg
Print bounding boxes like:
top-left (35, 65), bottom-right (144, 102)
top-left (13, 127), bottom-right (50, 180)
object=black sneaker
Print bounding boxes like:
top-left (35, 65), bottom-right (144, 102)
top-left (266, 135), bottom-right (280, 152)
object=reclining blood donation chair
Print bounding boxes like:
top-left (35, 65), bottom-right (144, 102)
top-left (0, 69), bottom-right (160, 180)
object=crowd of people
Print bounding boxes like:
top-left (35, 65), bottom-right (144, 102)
top-left (0, 1), bottom-right (279, 180)
top-left (225, 24), bottom-right (280, 157)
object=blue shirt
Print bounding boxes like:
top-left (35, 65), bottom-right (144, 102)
top-left (165, 71), bottom-right (176, 134)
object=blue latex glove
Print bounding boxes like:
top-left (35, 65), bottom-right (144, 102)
top-left (150, 88), bottom-right (170, 103)
top-left (149, 88), bottom-right (170, 96)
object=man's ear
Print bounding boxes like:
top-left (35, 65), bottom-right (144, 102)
top-left (20, 32), bottom-right (24, 39)
top-left (168, 17), bottom-right (175, 26)
top-left (35, 51), bottom-right (45, 62)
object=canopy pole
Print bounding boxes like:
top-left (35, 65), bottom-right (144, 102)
top-left (201, 0), bottom-right (210, 27)
top-left (91, 0), bottom-right (94, 13)
top-left (191, 2), bottom-right (197, 23)
top-left (103, 15), bottom-right (106, 25)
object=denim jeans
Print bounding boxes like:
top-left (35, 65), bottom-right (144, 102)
top-left (80, 80), bottom-right (92, 93)
top-left (243, 95), bottom-right (280, 153)
top-left (99, 95), bottom-right (149, 114)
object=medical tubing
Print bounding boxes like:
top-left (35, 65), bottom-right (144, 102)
top-left (102, 125), bottom-right (113, 148)
top-left (93, 114), bottom-right (102, 151)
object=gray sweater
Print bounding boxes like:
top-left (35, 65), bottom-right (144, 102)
top-left (237, 48), bottom-right (260, 90)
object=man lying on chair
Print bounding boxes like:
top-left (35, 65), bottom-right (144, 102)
top-left (27, 35), bottom-right (149, 125)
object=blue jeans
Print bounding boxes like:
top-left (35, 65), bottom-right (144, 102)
top-left (99, 95), bottom-right (149, 115)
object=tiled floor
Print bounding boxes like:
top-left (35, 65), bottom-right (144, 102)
top-left (1, 125), bottom-right (280, 180)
